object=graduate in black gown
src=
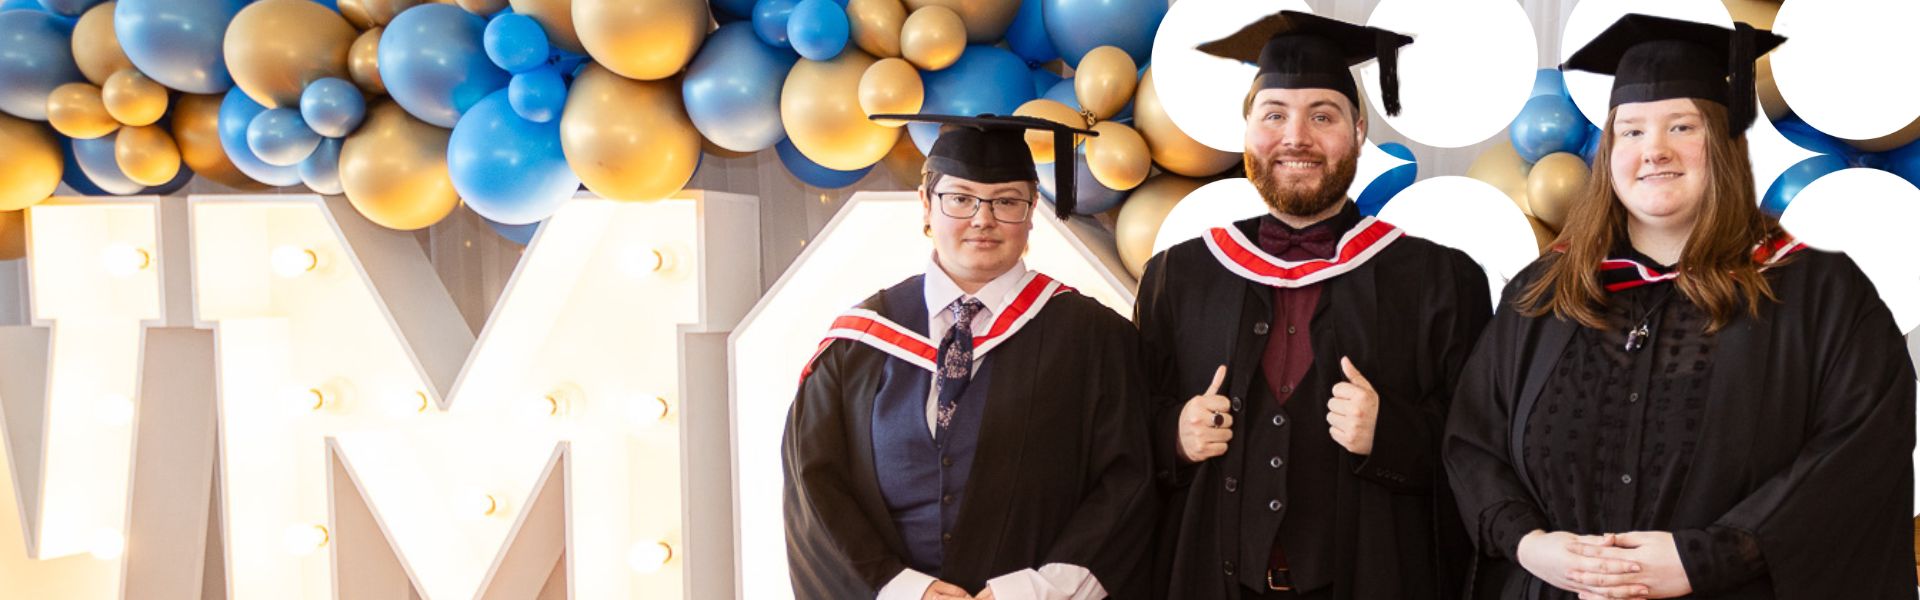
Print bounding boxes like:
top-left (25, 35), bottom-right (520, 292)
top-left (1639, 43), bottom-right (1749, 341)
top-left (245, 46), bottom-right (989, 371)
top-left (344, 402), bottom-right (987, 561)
top-left (1137, 11), bottom-right (1489, 599)
top-left (1443, 14), bottom-right (1916, 599)
top-left (783, 114), bottom-right (1156, 600)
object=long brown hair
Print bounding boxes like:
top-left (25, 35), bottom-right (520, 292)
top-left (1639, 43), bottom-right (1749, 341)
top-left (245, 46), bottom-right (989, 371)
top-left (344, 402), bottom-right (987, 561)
top-left (1517, 99), bottom-right (1784, 332)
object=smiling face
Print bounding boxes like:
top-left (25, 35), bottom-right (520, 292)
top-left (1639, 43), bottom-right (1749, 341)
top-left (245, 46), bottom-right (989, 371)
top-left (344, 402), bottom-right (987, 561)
top-left (1609, 97), bottom-right (1712, 233)
top-left (1243, 87), bottom-right (1364, 218)
top-left (921, 173), bottom-right (1034, 288)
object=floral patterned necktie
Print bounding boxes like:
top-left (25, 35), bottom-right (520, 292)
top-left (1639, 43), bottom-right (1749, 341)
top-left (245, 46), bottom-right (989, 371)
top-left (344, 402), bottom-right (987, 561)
top-left (933, 297), bottom-right (984, 441)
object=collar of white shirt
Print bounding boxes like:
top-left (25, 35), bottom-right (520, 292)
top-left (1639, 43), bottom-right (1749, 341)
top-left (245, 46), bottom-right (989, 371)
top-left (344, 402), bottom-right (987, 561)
top-left (923, 257), bottom-right (1030, 339)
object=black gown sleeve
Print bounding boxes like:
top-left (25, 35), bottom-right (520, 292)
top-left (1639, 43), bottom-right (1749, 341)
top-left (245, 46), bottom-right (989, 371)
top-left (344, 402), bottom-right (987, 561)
top-left (1443, 273), bottom-right (1552, 562)
top-left (1134, 253), bottom-right (1199, 489)
top-left (1354, 251), bottom-right (1492, 493)
top-left (783, 344), bottom-right (908, 598)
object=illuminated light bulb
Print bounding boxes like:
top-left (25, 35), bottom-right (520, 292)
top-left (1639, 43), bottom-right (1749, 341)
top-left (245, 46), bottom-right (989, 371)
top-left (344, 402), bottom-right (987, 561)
top-left (459, 488), bottom-right (506, 521)
top-left (269, 246), bottom-right (321, 278)
top-left (381, 390), bottom-right (431, 418)
top-left (627, 394), bottom-right (672, 429)
top-left (287, 387), bottom-right (327, 415)
top-left (527, 384), bottom-right (580, 419)
top-left (97, 393), bottom-right (135, 426)
top-left (288, 379), bottom-right (357, 416)
top-left (617, 245), bottom-right (667, 278)
top-left (99, 244), bottom-right (151, 278)
top-left (626, 540), bottom-right (673, 574)
top-left (283, 524), bottom-right (330, 556)
top-left (86, 528), bottom-right (125, 560)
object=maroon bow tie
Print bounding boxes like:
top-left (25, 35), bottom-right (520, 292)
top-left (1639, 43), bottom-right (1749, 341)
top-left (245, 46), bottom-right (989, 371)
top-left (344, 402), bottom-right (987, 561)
top-left (1258, 219), bottom-right (1339, 260)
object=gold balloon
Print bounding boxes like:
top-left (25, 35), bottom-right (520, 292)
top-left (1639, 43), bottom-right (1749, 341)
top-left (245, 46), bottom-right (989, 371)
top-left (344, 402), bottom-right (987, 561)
top-left (1012, 98), bottom-right (1085, 164)
top-left (1528, 216), bottom-right (1558, 254)
top-left (1085, 121), bottom-right (1150, 191)
top-left (0, 114), bottom-right (63, 211)
top-left (561, 64), bottom-right (701, 201)
top-left (1115, 173), bottom-right (1206, 277)
top-left (1134, 68), bottom-right (1238, 177)
top-left (340, 101), bottom-right (460, 230)
top-left (0, 209), bottom-right (25, 261)
top-left (47, 82), bottom-right (119, 139)
top-left (101, 69), bottom-right (168, 127)
top-left (881, 131), bottom-right (925, 187)
top-left (456, 0), bottom-right (509, 16)
top-left (573, 0), bottom-right (709, 81)
top-left (363, 0), bottom-right (425, 25)
top-left (224, 0), bottom-right (358, 109)
top-left (510, 0), bottom-right (584, 54)
top-left (1848, 116), bottom-right (1920, 153)
top-left (348, 27), bottom-right (387, 97)
top-left (338, 0), bottom-right (376, 28)
top-left (781, 50), bottom-right (902, 171)
top-left (72, 2), bottom-right (134, 86)
top-left (1466, 140), bottom-right (1532, 217)
top-left (901, 0), bottom-right (1018, 44)
top-left (848, 0), bottom-right (906, 58)
top-left (172, 94), bottom-right (269, 190)
top-left (1526, 152), bottom-right (1588, 230)
top-left (1074, 46), bottom-right (1136, 121)
top-left (113, 124), bottom-right (182, 186)
top-left (900, 5), bottom-right (965, 71)
top-left (859, 58), bottom-right (924, 122)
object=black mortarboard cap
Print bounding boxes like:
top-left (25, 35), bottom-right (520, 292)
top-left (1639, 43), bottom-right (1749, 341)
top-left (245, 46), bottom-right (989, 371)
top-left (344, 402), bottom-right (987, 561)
top-left (1562, 13), bottom-right (1786, 133)
top-left (1196, 10), bottom-right (1414, 116)
top-left (869, 113), bottom-right (1100, 219)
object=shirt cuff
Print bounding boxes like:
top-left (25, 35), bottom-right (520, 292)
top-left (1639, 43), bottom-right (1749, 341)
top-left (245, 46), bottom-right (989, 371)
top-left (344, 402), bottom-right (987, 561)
top-left (877, 568), bottom-right (939, 600)
top-left (1482, 501), bottom-right (1548, 562)
top-left (985, 563), bottom-right (1107, 600)
top-left (1674, 526), bottom-right (1767, 595)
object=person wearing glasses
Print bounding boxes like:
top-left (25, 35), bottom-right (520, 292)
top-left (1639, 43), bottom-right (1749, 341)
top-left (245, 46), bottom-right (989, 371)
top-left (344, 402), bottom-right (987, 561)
top-left (784, 114), bottom-right (1156, 600)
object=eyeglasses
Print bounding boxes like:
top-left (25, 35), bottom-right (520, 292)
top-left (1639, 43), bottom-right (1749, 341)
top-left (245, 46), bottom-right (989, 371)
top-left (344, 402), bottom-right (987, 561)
top-left (935, 192), bottom-right (1034, 223)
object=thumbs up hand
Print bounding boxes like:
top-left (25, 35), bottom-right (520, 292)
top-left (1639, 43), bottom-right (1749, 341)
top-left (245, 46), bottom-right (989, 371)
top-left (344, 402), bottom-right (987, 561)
top-left (1327, 356), bottom-right (1380, 456)
top-left (1177, 365), bottom-right (1232, 463)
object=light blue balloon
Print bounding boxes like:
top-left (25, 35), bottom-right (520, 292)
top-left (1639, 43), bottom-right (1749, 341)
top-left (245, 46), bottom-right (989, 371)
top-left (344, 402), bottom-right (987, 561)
top-left (37, 0), bottom-right (100, 17)
top-left (298, 137), bottom-right (343, 194)
top-left (217, 88), bottom-right (302, 186)
top-left (60, 134), bottom-right (194, 195)
top-left (1357, 163), bottom-right (1416, 216)
top-left (786, 0), bottom-right (847, 60)
top-left (1760, 154), bottom-right (1849, 216)
top-left (909, 45), bottom-right (1036, 155)
top-left (300, 77), bottom-right (366, 138)
top-left (0, 10), bottom-right (83, 120)
top-left (247, 108), bottom-right (321, 167)
top-left (1530, 68), bottom-right (1567, 99)
top-left (683, 22), bottom-right (797, 153)
top-left (0, 0), bottom-right (45, 12)
top-left (1042, 0), bottom-right (1164, 67)
top-left (486, 217), bottom-right (540, 245)
top-left (507, 67), bottom-right (565, 123)
top-left (380, 4), bottom-right (511, 128)
top-left (751, 0), bottom-right (796, 48)
top-left (1006, 0), bottom-right (1054, 64)
top-left (449, 89), bottom-right (578, 225)
top-left (483, 12), bottom-right (548, 74)
top-left (115, 0), bottom-right (246, 94)
top-left (1036, 145), bottom-right (1127, 215)
top-left (72, 132), bottom-right (144, 195)
top-left (1029, 68), bottom-right (1061, 99)
top-left (1510, 94), bottom-right (1588, 163)
top-left (776, 137), bottom-right (869, 188)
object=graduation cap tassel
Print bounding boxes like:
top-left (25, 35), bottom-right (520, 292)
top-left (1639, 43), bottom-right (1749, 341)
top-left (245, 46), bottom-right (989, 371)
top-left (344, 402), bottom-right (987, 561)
top-left (1052, 127), bottom-right (1077, 219)
top-left (1376, 30), bottom-right (1403, 117)
top-left (1727, 21), bottom-right (1758, 133)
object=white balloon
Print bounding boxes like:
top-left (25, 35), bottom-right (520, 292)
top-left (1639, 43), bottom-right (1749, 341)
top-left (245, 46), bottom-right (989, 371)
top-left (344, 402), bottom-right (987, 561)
top-left (1358, 0), bottom-right (1536, 148)
top-left (1772, 0), bottom-right (1920, 141)
top-left (1560, 0), bottom-right (1731, 129)
top-left (1151, 177), bottom-right (1267, 256)
top-left (1777, 168), bottom-right (1920, 333)
top-left (1149, 0), bottom-right (1310, 154)
top-left (1375, 176), bottom-right (1538, 305)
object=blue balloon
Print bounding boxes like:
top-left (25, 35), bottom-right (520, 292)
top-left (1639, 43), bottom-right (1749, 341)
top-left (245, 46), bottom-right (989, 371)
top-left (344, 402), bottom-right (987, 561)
top-left (486, 217), bottom-right (541, 245)
top-left (776, 137), bottom-right (870, 188)
top-left (507, 66), bottom-right (566, 123)
top-left (751, 0), bottom-right (796, 48)
top-left (1760, 154), bottom-right (1849, 216)
top-left (1529, 68), bottom-right (1566, 99)
top-left (1037, 145), bottom-right (1128, 215)
top-left (0, 10), bottom-right (83, 120)
top-left (217, 88), bottom-right (302, 186)
top-left (1771, 113), bottom-right (1856, 157)
top-left (1378, 142), bottom-right (1414, 162)
top-left (247, 108), bottom-right (321, 167)
top-left (1029, 68), bottom-right (1061, 99)
top-left (298, 137), bottom-right (342, 194)
top-left (787, 0), bottom-right (847, 60)
top-left (1043, 0), bottom-right (1165, 67)
top-left (483, 12), bottom-right (548, 74)
top-left (62, 134), bottom-right (196, 194)
top-left (1510, 94), bottom-right (1588, 163)
top-left (59, 137), bottom-right (113, 195)
top-left (1885, 138), bottom-right (1920, 190)
top-left (0, 0), bottom-right (45, 12)
top-left (71, 133), bottom-right (144, 195)
top-left (1006, 0), bottom-right (1055, 65)
top-left (1579, 123), bottom-right (1602, 164)
top-left (1357, 163), bottom-right (1416, 216)
top-left (449, 89), bottom-right (578, 225)
top-left (910, 46), bottom-right (1036, 155)
top-left (115, 0), bottom-right (246, 94)
top-left (37, 0), bottom-right (100, 17)
top-left (711, 0), bottom-right (756, 22)
top-left (380, 4), bottom-right (511, 128)
top-left (683, 22), bottom-right (798, 153)
top-left (300, 77), bottom-right (366, 138)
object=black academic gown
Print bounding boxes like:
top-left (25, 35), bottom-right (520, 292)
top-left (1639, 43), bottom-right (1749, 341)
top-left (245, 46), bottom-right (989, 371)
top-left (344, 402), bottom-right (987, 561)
top-left (1444, 250), bottom-right (1917, 599)
top-left (1137, 214), bottom-right (1490, 599)
top-left (784, 275), bottom-right (1158, 599)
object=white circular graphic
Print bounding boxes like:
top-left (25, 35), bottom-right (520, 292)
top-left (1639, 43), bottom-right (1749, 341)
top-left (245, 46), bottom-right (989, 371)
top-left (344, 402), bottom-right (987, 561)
top-left (1358, 0), bottom-right (1536, 148)
top-left (1745, 99), bottom-right (1820, 192)
top-left (1151, 177), bottom-right (1267, 256)
top-left (1777, 168), bottom-right (1920, 334)
top-left (1149, 0), bottom-right (1311, 153)
top-left (1771, 0), bottom-right (1920, 141)
top-left (1560, 0), bottom-right (1732, 129)
top-left (1375, 176), bottom-right (1538, 305)
top-left (1347, 141), bottom-right (1416, 201)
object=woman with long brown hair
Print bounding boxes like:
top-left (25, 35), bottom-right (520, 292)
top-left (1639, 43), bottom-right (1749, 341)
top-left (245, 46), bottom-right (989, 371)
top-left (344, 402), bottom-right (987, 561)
top-left (1444, 14), bottom-right (1915, 599)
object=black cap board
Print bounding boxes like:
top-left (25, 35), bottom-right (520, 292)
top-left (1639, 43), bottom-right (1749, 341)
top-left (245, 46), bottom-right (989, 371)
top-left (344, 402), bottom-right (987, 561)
top-left (1196, 10), bottom-right (1414, 116)
top-left (869, 113), bottom-right (1100, 219)
top-left (1561, 13), bottom-right (1786, 133)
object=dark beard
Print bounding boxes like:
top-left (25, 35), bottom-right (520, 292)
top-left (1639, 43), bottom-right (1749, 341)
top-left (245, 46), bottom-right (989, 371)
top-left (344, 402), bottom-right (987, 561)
top-left (1246, 146), bottom-right (1360, 218)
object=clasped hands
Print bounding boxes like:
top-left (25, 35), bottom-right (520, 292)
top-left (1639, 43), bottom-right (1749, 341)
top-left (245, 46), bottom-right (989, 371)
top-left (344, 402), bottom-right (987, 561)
top-left (1517, 530), bottom-right (1693, 600)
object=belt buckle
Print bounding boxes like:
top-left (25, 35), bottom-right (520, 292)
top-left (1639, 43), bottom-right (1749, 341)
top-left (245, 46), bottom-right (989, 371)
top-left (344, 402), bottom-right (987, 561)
top-left (1266, 567), bottom-right (1293, 592)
